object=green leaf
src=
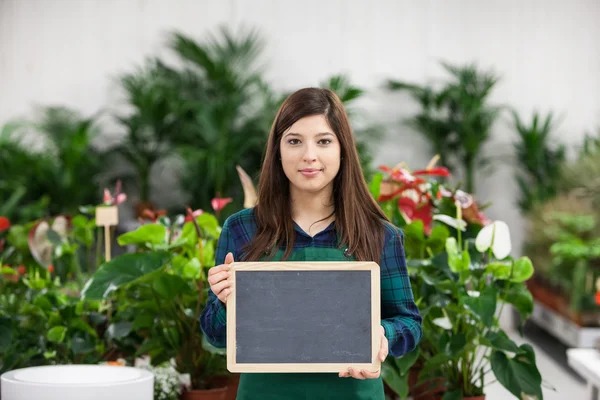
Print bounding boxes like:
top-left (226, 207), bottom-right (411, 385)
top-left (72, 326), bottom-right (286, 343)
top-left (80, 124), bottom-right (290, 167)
top-left (0, 317), bottom-right (12, 351)
top-left (44, 350), bottom-right (57, 359)
top-left (395, 347), bottom-right (420, 375)
top-left (491, 345), bottom-right (542, 399)
top-left (463, 286), bottom-right (497, 327)
top-left (503, 283), bottom-right (534, 320)
top-left (69, 318), bottom-right (98, 337)
top-left (1, 266), bottom-right (16, 275)
top-left (47, 326), bottom-right (67, 343)
top-left (132, 313), bottom-right (155, 330)
top-left (71, 333), bottom-right (96, 355)
top-left (426, 224), bottom-right (450, 254)
top-left (107, 321), bottom-right (132, 339)
top-left (179, 222), bottom-right (198, 247)
top-left (33, 295), bottom-right (54, 312)
top-left (448, 333), bottom-right (466, 356)
top-left (483, 331), bottom-right (520, 353)
top-left (183, 257), bottom-right (202, 279)
top-left (510, 256), bottom-right (534, 283)
top-left (117, 224), bottom-right (166, 246)
top-left (195, 214), bottom-right (220, 239)
top-left (446, 237), bottom-right (468, 272)
top-left (81, 251), bottom-right (172, 300)
top-left (152, 272), bottom-right (192, 298)
top-left (369, 173), bottom-right (383, 200)
top-left (486, 262), bottom-right (512, 280)
top-left (381, 360), bottom-right (409, 398)
top-left (442, 390), bottom-right (462, 400)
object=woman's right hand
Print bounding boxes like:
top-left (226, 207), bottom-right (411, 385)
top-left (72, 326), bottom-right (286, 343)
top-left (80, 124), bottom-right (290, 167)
top-left (208, 252), bottom-right (234, 305)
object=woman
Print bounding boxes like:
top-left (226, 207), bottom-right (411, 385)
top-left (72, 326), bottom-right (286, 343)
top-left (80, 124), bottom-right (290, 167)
top-left (200, 88), bottom-right (422, 400)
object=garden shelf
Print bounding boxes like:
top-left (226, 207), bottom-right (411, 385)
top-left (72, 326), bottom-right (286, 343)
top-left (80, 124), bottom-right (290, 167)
top-left (528, 299), bottom-right (600, 348)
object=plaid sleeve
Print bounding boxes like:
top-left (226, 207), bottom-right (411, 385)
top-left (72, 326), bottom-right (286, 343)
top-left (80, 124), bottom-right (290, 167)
top-left (380, 227), bottom-right (423, 357)
top-left (199, 217), bottom-right (235, 348)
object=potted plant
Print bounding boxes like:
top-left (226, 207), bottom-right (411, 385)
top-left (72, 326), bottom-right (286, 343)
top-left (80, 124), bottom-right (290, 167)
top-left (81, 208), bottom-right (236, 400)
top-left (373, 160), bottom-right (546, 399)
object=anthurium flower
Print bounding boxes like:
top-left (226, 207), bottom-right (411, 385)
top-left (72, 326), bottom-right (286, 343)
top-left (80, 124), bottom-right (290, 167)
top-left (475, 220), bottom-right (512, 259)
top-left (103, 180), bottom-right (127, 206)
top-left (432, 317), bottom-right (452, 330)
top-left (212, 197), bottom-right (233, 212)
top-left (433, 214), bottom-right (467, 231)
top-left (185, 207), bottom-right (204, 222)
top-left (140, 209), bottom-right (167, 223)
top-left (28, 216), bottom-right (70, 268)
top-left (399, 197), bottom-right (433, 234)
top-left (411, 167), bottom-right (451, 177)
top-left (0, 216), bottom-right (10, 232)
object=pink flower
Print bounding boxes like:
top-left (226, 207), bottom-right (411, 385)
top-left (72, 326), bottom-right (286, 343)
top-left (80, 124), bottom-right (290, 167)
top-left (185, 208), bottom-right (204, 222)
top-left (211, 197), bottom-right (233, 212)
top-left (103, 180), bottom-right (127, 206)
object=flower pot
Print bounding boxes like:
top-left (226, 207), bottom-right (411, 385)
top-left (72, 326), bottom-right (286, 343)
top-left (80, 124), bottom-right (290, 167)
top-left (208, 374), bottom-right (240, 400)
top-left (408, 366), bottom-right (446, 400)
top-left (180, 387), bottom-right (228, 400)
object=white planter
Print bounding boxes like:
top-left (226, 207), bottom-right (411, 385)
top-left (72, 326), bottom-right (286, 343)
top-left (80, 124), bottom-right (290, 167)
top-left (1, 365), bottom-right (153, 400)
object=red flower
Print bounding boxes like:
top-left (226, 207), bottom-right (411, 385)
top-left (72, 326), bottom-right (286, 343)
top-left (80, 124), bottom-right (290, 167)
top-left (17, 265), bottom-right (26, 275)
top-left (140, 209), bottom-right (167, 223)
top-left (398, 197), bottom-right (434, 235)
top-left (211, 197), bottom-right (233, 212)
top-left (48, 265), bottom-right (55, 274)
top-left (412, 167), bottom-right (451, 177)
top-left (0, 216), bottom-right (10, 232)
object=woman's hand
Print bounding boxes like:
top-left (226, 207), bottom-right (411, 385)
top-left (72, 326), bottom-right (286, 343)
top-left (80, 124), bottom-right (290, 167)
top-left (338, 326), bottom-right (388, 379)
top-left (207, 252), bottom-right (234, 305)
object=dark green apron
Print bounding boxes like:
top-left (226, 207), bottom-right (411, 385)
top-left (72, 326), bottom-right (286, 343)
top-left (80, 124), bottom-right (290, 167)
top-left (235, 246), bottom-right (384, 400)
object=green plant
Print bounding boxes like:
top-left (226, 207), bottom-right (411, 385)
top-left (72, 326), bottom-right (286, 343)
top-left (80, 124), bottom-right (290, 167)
top-left (81, 210), bottom-right (227, 389)
top-left (386, 81), bottom-right (457, 174)
top-left (0, 108), bottom-right (105, 222)
top-left (560, 130), bottom-right (600, 208)
top-left (387, 62), bottom-right (502, 194)
top-left (408, 218), bottom-right (542, 399)
top-left (166, 27), bottom-right (270, 215)
top-left (545, 212), bottom-right (600, 313)
top-left (110, 59), bottom-right (184, 206)
top-left (0, 266), bottom-right (124, 373)
top-left (512, 110), bottom-right (566, 213)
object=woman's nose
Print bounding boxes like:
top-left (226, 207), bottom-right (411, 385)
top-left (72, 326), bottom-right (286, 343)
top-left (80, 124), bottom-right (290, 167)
top-left (303, 144), bottom-right (317, 162)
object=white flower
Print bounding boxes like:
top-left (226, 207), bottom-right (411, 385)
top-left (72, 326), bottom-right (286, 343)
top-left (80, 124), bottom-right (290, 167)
top-left (432, 317), bottom-right (452, 330)
top-left (475, 220), bottom-right (511, 259)
top-left (433, 214), bottom-right (467, 231)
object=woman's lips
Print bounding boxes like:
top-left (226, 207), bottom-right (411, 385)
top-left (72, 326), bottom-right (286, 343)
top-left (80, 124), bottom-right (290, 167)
top-left (299, 168), bottom-right (322, 177)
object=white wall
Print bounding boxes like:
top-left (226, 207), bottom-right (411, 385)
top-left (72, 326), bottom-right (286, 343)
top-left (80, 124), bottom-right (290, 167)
top-left (1, 0), bottom-right (599, 254)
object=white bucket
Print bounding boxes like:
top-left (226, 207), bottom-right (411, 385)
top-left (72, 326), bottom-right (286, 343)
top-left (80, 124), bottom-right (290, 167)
top-left (1, 365), bottom-right (154, 400)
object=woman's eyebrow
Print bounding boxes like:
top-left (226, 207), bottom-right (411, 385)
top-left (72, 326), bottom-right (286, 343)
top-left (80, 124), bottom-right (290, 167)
top-left (283, 132), bottom-right (333, 138)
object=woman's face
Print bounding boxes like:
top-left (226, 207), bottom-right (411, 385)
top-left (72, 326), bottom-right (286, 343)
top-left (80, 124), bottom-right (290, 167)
top-left (279, 114), bottom-right (341, 197)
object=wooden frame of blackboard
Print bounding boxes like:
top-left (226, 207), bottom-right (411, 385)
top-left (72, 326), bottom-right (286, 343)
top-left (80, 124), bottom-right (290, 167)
top-left (226, 261), bottom-right (381, 373)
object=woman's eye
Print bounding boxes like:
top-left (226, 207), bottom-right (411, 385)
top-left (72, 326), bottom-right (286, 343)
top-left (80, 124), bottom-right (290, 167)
top-left (288, 139), bottom-right (300, 145)
top-left (318, 139), bottom-right (332, 145)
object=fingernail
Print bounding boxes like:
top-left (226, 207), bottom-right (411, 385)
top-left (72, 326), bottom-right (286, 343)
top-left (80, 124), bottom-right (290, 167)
top-left (348, 368), bottom-right (353, 373)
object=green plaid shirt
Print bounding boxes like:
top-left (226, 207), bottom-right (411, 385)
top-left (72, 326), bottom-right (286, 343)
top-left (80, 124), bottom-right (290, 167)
top-left (200, 207), bottom-right (422, 358)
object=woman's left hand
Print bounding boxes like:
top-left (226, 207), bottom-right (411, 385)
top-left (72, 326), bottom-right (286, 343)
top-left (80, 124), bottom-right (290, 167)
top-left (338, 325), bottom-right (388, 379)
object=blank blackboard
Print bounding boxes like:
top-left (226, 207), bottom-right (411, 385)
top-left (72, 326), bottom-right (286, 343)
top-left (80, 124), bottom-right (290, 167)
top-left (226, 262), bottom-right (380, 373)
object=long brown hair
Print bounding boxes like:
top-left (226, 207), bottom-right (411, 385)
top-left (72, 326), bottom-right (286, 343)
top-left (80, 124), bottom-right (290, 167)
top-left (242, 88), bottom-right (390, 263)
